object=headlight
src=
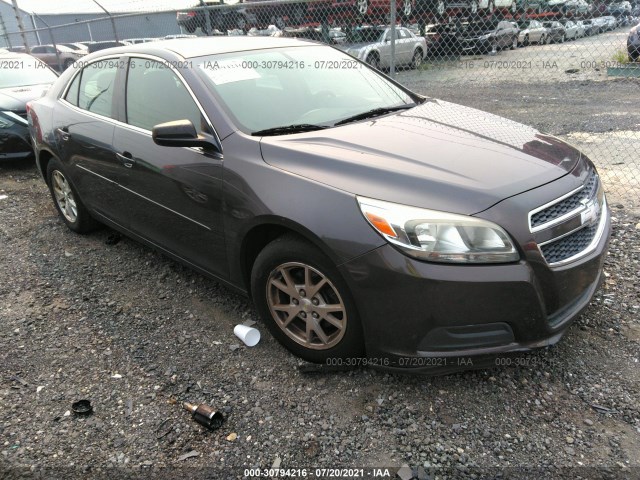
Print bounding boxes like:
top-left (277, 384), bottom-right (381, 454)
top-left (357, 197), bottom-right (520, 264)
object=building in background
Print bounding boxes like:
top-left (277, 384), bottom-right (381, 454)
top-left (0, 0), bottom-right (197, 48)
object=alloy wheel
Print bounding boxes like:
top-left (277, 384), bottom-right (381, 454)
top-left (52, 170), bottom-right (78, 223)
top-left (266, 262), bottom-right (347, 350)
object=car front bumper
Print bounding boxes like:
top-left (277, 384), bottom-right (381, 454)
top-left (338, 202), bottom-right (610, 373)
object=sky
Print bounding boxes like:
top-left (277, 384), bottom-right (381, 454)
top-left (2, 0), bottom-right (199, 14)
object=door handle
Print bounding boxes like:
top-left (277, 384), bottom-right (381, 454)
top-left (116, 151), bottom-right (135, 168)
top-left (56, 127), bottom-right (70, 141)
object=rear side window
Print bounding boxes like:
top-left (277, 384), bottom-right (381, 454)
top-left (65, 72), bottom-right (81, 106)
top-left (78, 60), bottom-right (119, 118)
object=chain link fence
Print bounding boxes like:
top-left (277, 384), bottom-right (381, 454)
top-left (1, 0), bottom-right (639, 200)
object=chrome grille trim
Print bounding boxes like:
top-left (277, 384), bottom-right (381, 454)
top-left (528, 170), bottom-right (599, 233)
top-left (538, 196), bottom-right (608, 267)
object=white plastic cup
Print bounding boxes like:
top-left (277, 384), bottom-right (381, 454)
top-left (233, 324), bottom-right (260, 347)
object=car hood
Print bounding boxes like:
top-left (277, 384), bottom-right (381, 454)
top-left (337, 42), bottom-right (376, 53)
top-left (259, 99), bottom-right (581, 215)
top-left (0, 84), bottom-right (50, 111)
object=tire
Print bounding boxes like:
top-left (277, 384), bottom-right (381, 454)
top-left (236, 14), bottom-right (247, 30)
top-left (251, 235), bottom-right (365, 363)
top-left (184, 22), bottom-right (197, 33)
top-left (63, 58), bottom-right (74, 70)
top-left (523, 34), bottom-right (530, 46)
top-left (46, 158), bottom-right (99, 234)
top-left (403, 0), bottom-right (412, 17)
top-left (357, 0), bottom-right (368, 16)
top-left (366, 52), bottom-right (380, 70)
top-left (411, 48), bottom-right (423, 68)
top-left (274, 15), bottom-right (287, 30)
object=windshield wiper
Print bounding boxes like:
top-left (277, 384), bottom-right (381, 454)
top-left (334, 104), bottom-right (416, 127)
top-left (252, 124), bottom-right (328, 136)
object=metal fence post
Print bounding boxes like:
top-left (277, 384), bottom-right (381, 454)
top-left (0, 11), bottom-right (13, 48)
top-left (93, 0), bottom-right (119, 42)
top-left (11, 0), bottom-right (30, 52)
top-left (390, 0), bottom-right (396, 76)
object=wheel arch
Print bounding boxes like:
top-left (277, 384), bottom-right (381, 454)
top-left (239, 216), bottom-right (345, 298)
top-left (36, 148), bottom-right (56, 181)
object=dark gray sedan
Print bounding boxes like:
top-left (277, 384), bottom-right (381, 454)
top-left (28, 38), bottom-right (610, 372)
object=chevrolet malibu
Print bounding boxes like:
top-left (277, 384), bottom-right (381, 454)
top-left (28, 38), bottom-right (610, 372)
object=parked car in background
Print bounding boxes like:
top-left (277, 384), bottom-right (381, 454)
top-left (600, 15), bottom-right (618, 30)
top-left (122, 38), bottom-right (156, 44)
top-left (424, 22), bottom-right (462, 56)
top-left (0, 53), bottom-right (57, 161)
top-left (177, 1), bottom-right (247, 33)
top-left (576, 19), bottom-right (595, 35)
top-left (479, 0), bottom-right (518, 13)
top-left (27, 37), bottom-right (611, 371)
top-left (608, 1), bottom-right (632, 13)
top-left (560, 19), bottom-right (582, 38)
top-left (30, 44), bottom-right (85, 70)
top-left (629, 22), bottom-right (640, 60)
top-left (564, 0), bottom-right (590, 15)
top-left (517, 0), bottom-right (548, 14)
top-left (60, 43), bottom-right (89, 54)
top-left (87, 41), bottom-right (127, 53)
top-left (339, 26), bottom-right (427, 70)
top-left (518, 19), bottom-right (548, 45)
top-left (542, 20), bottom-right (567, 42)
top-left (459, 20), bottom-right (519, 53)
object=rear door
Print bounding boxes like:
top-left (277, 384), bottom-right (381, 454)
top-left (53, 57), bottom-right (130, 226)
top-left (111, 57), bottom-right (227, 277)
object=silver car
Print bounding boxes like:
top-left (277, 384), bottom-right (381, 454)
top-left (562, 20), bottom-right (582, 39)
top-left (517, 19), bottom-right (548, 45)
top-left (339, 26), bottom-right (427, 70)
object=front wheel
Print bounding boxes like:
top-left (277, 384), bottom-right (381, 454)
top-left (46, 158), bottom-right (99, 233)
top-left (251, 236), bottom-right (365, 363)
top-left (366, 52), bottom-right (380, 70)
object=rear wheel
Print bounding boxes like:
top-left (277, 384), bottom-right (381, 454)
top-left (46, 158), bottom-right (99, 233)
top-left (251, 236), bottom-right (364, 363)
top-left (411, 48), bottom-right (423, 68)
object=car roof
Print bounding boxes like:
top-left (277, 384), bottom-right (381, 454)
top-left (88, 37), bottom-right (318, 60)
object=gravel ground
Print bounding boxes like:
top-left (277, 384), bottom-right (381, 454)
top-left (1, 29), bottom-right (640, 479)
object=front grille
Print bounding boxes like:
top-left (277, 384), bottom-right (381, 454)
top-left (530, 169), bottom-right (598, 229)
top-left (540, 223), bottom-right (598, 264)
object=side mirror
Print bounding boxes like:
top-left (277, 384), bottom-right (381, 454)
top-left (152, 119), bottom-right (213, 149)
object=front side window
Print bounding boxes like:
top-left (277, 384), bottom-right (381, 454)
top-left (78, 60), bottom-right (119, 118)
top-left (126, 58), bottom-right (209, 133)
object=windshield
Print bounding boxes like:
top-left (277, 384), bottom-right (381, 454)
top-left (195, 45), bottom-right (416, 134)
top-left (0, 57), bottom-right (58, 89)
top-left (346, 28), bottom-right (384, 43)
